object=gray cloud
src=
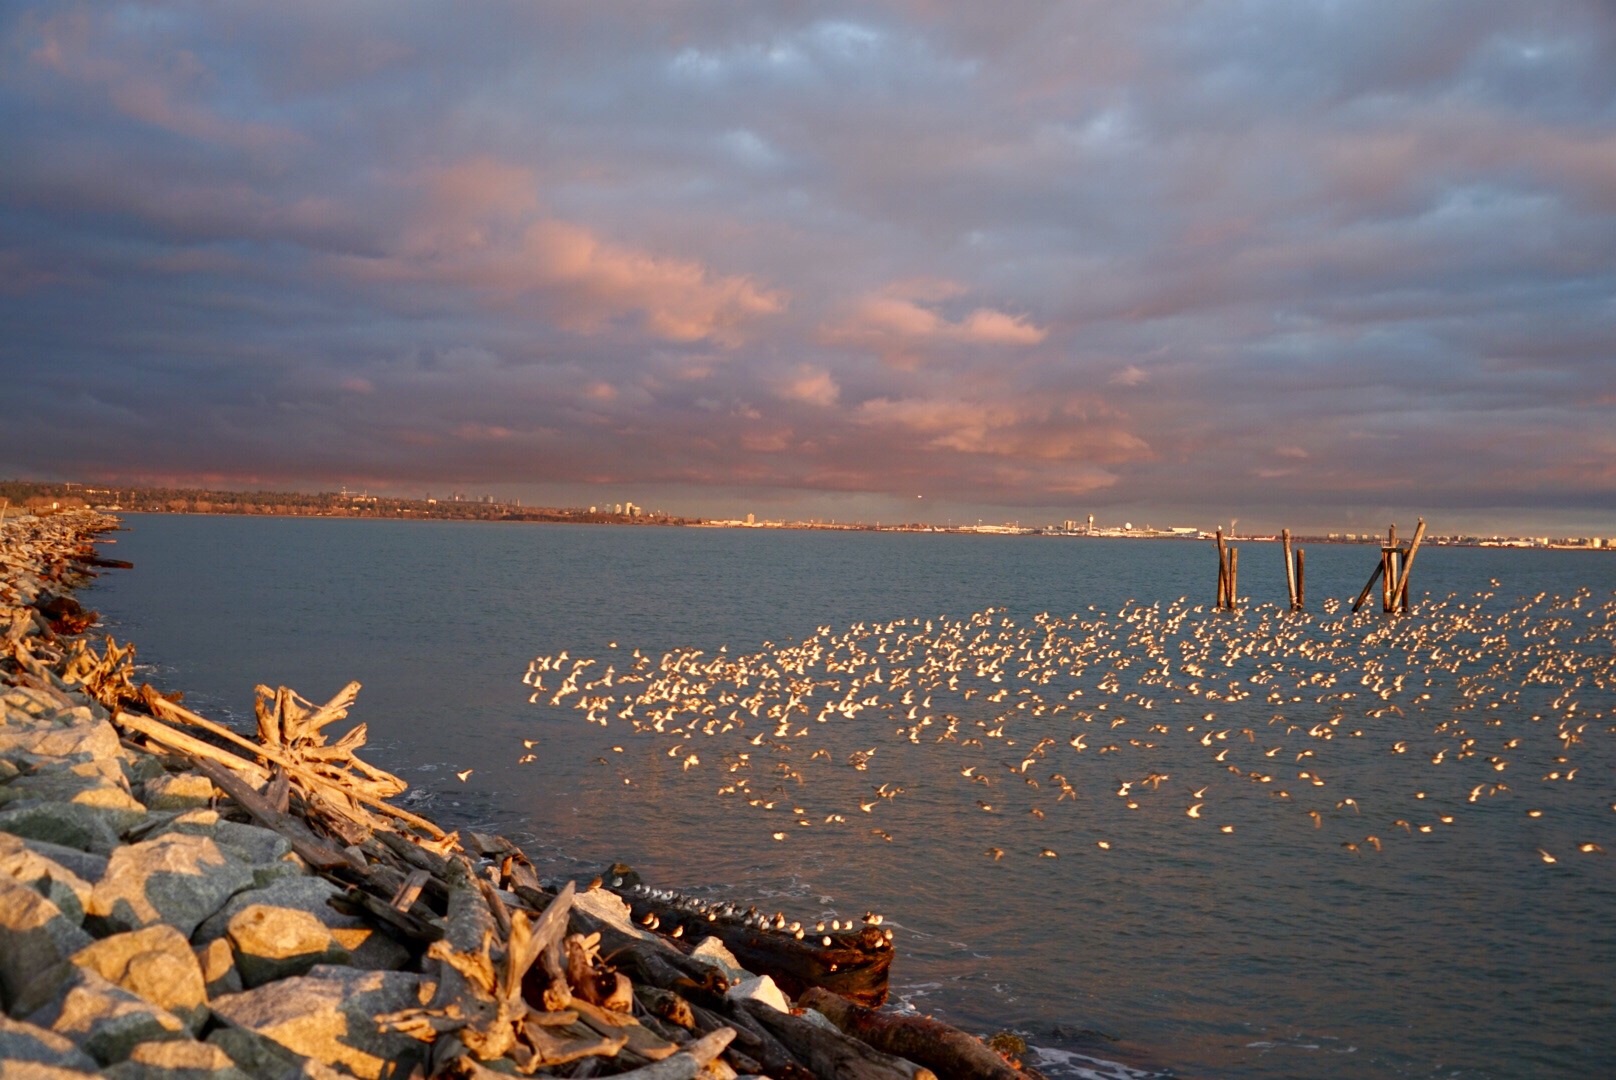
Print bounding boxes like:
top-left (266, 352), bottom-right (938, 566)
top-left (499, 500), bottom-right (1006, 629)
top-left (3, 1), bottom-right (1613, 533)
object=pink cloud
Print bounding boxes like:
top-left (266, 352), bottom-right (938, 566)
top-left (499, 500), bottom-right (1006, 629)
top-left (823, 281), bottom-right (1046, 367)
top-left (337, 158), bottom-right (786, 346)
top-left (855, 394), bottom-right (1150, 464)
top-left (741, 429), bottom-right (794, 452)
top-left (521, 219), bottom-right (786, 343)
top-left (26, 11), bottom-right (300, 155)
top-left (774, 364), bottom-right (840, 407)
top-left (453, 423), bottom-right (514, 441)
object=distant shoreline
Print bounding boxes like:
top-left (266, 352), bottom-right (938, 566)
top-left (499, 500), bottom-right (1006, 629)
top-left (3, 479), bottom-right (1608, 551)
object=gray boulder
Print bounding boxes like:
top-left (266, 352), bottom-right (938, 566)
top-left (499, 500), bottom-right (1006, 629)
top-left (71, 925), bottom-right (209, 1032)
top-left (119, 753), bottom-right (170, 788)
top-left (225, 904), bottom-right (352, 988)
top-left (138, 773), bottom-right (216, 812)
top-left (86, 833), bottom-right (255, 938)
top-left (7, 834), bottom-right (108, 883)
top-left (195, 874), bottom-right (411, 974)
top-left (0, 770), bottom-right (145, 820)
top-left (205, 1025), bottom-right (345, 1080)
top-left (0, 1013), bottom-right (99, 1072)
top-left (0, 707), bottom-right (123, 763)
top-left (0, 830), bottom-right (94, 923)
top-left (146, 810), bottom-right (298, 883)
top-left (0, 1062), bottom-right (99, 1079)
top-left (25, 965), bottom-right (189, 1066)
top-left (0, 799), bottom-right (132, 855)
top-left (209, 966), bottom-right (432, 1080)
top-left (0, 876), bottom-right (93, 1013)
top-left (102, 1037), bottom-right (252, 1080)
top-left (193, 938), bottom-right (243, 1000)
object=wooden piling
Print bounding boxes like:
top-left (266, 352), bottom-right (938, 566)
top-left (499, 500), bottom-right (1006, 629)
top-left (1351, 519), bottom-right (1426, 614)
top-left (1281, 529), bottom-right (1295, 609)
top-left (1228, 546), bottom-right (1239, 610)
top-left (1295, 548), bottom-right (1305, 609)
top-left (1392, 518), bottom-right (1426, 612)
top-left (1214, 528), bottom-right (1239, 610)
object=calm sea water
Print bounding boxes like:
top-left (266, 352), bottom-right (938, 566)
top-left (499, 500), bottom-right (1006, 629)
top-left (84, 516), bottom-right (1615, 1079)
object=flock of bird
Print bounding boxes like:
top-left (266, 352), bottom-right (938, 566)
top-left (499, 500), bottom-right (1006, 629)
top-left (513, 585), bottom-right (1612, 868)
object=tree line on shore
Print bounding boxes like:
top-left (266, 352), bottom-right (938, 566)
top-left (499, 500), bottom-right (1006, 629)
top-left (0, 481), bottom-right (689, 526)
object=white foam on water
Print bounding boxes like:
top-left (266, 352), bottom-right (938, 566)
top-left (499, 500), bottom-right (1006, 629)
top-left (1029, 1044), bottom-right (1169, 1080)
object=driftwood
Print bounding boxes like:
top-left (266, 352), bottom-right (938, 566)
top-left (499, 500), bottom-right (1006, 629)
top-left (137, 683), bottom-right (446, 839)
top-left (56, 635), bottom-right (141, 708)
top-left (609, 885), bottom-right (893, 1006)
top-left (593, 1028), bottom-right (735, 1080)
top-left (737, 998), bottom-right (937, 1080)
top-left (799, 987), bottom-right (1042, 1080)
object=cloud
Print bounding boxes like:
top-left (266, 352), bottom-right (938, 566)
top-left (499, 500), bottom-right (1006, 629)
top-left (2, 2), bottom-right (1614, 531)
top-left (854, 394), bottom-right (1151, 465)
top-left (774, 364), bottom-right (840, 407)
top-left (21, 7), bottom-right (301, 155)
top-left (824, 281), bottom-right (1047, 367)
top-left (321, 157), bottom-right (787, 345)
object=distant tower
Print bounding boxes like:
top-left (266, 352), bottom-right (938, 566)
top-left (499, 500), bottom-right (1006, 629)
top-left (1087, 514), bottom-right (1095, 534)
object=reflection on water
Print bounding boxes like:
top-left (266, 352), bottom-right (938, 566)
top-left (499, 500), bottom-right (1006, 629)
top-left (86, 517), bottom-right (1616, 1079)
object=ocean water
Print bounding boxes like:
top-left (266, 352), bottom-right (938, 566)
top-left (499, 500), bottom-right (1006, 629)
top-left (83, 515), bottom-right (1616, 1079)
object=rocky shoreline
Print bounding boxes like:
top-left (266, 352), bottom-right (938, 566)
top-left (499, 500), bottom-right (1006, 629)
top-left (1, 509), bottom-right (1043, 1080)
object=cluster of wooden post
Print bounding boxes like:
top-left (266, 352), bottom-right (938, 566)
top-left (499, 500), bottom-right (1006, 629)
top-left (1352, 518), bottom-right (1427, 614)
top-left (1281, 529), bottom-right (1304, 611)
top-left (1215, 520), bottom-right (1422, 614)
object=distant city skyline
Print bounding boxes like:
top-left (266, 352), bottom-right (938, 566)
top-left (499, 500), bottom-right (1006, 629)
top-left (3, 3), bottom-right (1614, 537)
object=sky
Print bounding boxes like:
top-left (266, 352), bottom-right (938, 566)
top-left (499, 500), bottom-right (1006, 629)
top-left (2, 2), bottom-right (1614, 536)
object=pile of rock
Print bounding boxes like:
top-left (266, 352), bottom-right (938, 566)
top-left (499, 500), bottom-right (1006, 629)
top-left (1, 510), bottom-right (1038, 1080)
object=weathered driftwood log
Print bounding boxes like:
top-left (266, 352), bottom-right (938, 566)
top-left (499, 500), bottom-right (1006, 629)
top-left (736, 998), bottom-right (938, 1080)
top-left (179, 751), bottom-right (363, 869)
top-left (603, 937), bottom-right (729, 997)
top-left (598, 1028), bottom-right (735, 1080)
top-left (134, 683), bottom-right (447, 839)
top-left (799, 987), bottom-right (1041, 1080)
top-left (113, 708), bottom-right (274, 787)
top-left (335, 883), bottom-right (446, 944)
top-left (382, 882), bottom-right (605, 1073)
top-left (637, 986), bottom-right (814, 1080)
top-left (609, 885), bottom-right (893, 1006)
top-left (77, 553), bottom-right (134, 569)
top-left (719, 921), bottom-right (892, 1007)
top-left (55, 635), bottom-right (140, 709)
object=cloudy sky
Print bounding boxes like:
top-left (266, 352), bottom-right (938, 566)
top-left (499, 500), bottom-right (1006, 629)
top-left (3, 2), bottom-right (1614, 534)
